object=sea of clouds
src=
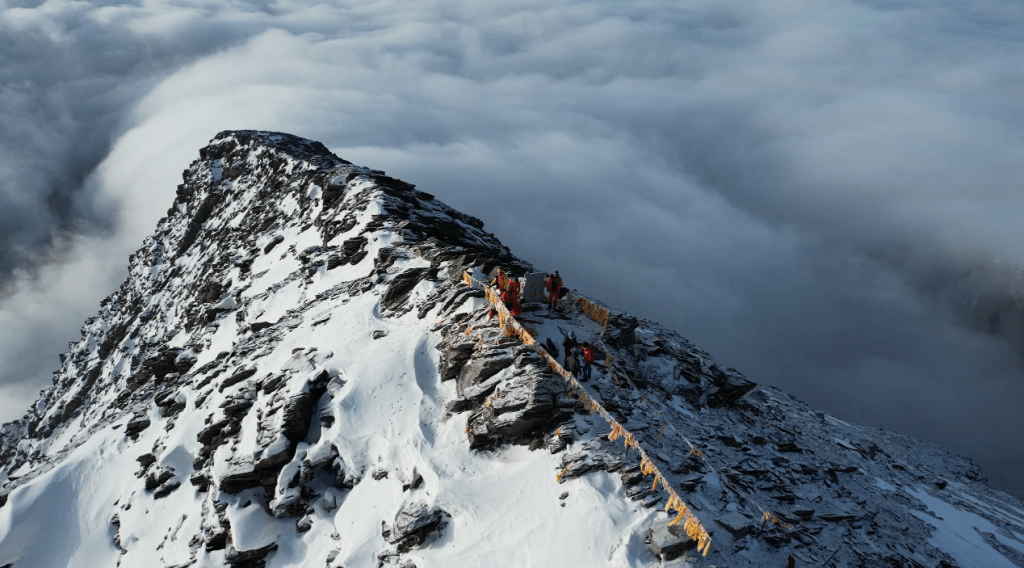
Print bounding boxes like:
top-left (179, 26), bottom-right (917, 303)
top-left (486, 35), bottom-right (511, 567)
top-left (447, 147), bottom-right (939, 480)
top-left (1, 0), bottom-right (1023, 496)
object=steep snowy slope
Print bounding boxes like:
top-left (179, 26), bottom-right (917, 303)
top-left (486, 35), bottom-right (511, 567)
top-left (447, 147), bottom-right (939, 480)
top-left (1, 131), bottom-right (1022, 568)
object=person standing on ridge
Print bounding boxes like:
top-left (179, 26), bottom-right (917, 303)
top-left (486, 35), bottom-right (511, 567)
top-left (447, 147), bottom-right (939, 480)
top-left (507, 276), bottom-right (520, 299)
top-left (505, 277), bottom-right (523, 316)
top-left (491, 268), bottom-right (509, 292)
top-left (499, 275), bottom-right (521, 314)
top-left (489, 269), bottom-right (510, 320)
top-left (579, 341), bottom-right (595, 381)
top-left (546, 271), bottom-right (563, 311)
top-left (562, 331), bottom-right (577, 357)
top-left (501, 277), bottom-right (517, 305)
top-left (564, 344), bottom-right (580, 377)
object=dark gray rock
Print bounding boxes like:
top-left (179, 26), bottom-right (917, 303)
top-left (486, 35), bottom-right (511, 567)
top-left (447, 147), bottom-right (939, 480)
top-left (221, 396), bottom-right (254, 418)
top-left (155, 390), bottom-right (187, 417)
top-left (437, 287), bottom-right (484, 316)
top-left (384, 502), bottom-right (447, 553)
top-left (178, 191), bottom-right (224, 256)
top-left (648, 516), bottom-right (695, 560)
top-left (204, 530), bottom-right (228, 552)
top-left (341, 236), bottom-right (367, 263)
top-left (153, 481), bottom-right (181, 499)
top-left (97, 323), bottom-right (129, 360)
top-left (382, 267), bottom-right (432, 312)
top-left (220, 459), bottom-right (262, 494)
top-left (263, 235), bottom-right (285, 254)
top-left (137, 348), bottom-right (184, 384)
top-left (543, 337), bottom-right (558, 359)
top-left (225, 542), bottom-right (278, 568)
top-left (446, 372), bottom-right (506, 414)
top-left (455, 351), bottom-right (514, 396)
top-left (249, 321), bottom-right (274, 333)
top-left (189, 471), bottom-right (211, 492)
top-left (196, 281), bottom-right (225, 304)
top-left (220, 368), bottom-right (259, 391)
top-left (197, 419), bottom-right (231, 447)
top-left (254, 444), bottom-right (293, 472)
top-left (466, 382), bottom-right (571, 450)
top-left (281, 370), bottom-right (332, 444)
top-left (124, 415), bottom-right (151, 440)
top-left (136, 452), bottom-right (157, 468)
top-left (715, 512), bottom-right (755, 539)
top-left (145, 467), bottom-right (175, 491)
top-left (260, 375), bottom-right (286, 394)
top-left (705, 366), bottom-right (756, 407)
top-left (438, 342), bottom-right (475, 382)
top-left (445, 398), bottom-right (475, 414)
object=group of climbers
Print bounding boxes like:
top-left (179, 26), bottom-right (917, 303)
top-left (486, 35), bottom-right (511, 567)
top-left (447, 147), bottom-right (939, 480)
top-left (491, 268), bottom-right (563, 316)
top-left (560, 331), bottom-right (595, 381)
top-left (487, 267), bottom-right (598, 380)
top-left (490, 268), bottom-right (522, 316)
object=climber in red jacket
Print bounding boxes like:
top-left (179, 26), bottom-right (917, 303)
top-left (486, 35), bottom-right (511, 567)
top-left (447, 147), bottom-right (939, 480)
top-left (501, 278), bottom-right (518, 305)
top-left (498, 276), bottom-right (521, 316)
top-left (509, 297), bottom-right (522, 316)
top-left (507, 277), bottom-right (520, 298)
top-left (545, 271), bottom-right (562, 311)
top-left (579, 341), bottom-right (595, 381)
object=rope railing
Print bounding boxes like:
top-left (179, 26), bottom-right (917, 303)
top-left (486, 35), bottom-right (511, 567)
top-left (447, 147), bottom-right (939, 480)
top-left (461, 272), bottom-right (714, 556)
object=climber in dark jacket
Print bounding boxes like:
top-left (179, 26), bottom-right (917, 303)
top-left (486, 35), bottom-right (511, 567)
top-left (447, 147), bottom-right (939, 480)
top-left (564, 347), bottom-right (580, 377)
top-left (562, 331), bottom-right (577, 356)
top-left (545, 271), bottom-right (562, 311)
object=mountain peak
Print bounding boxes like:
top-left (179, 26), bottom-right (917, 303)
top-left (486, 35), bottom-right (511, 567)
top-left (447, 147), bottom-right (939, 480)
top-left (1, 131), bottom-right (1022, 568)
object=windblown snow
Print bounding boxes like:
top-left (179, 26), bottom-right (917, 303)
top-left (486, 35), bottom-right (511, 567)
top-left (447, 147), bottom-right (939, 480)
top-left (1, 131), bottom-right (1022, 568)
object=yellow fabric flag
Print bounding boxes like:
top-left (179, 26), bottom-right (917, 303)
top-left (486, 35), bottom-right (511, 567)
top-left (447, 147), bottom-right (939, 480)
top-left (639, 455), bottom-right (656, 476)
top-left (556, 466), bottom-right (569, 483)
top-left (668, 507), bottom-right (689, 527)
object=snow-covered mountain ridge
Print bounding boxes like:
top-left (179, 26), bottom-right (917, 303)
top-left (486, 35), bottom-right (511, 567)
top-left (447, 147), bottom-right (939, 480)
top-left (1, 130), bottom-right (1022, 568)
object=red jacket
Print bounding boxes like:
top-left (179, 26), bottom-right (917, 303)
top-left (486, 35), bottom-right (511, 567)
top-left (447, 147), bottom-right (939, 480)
top-left (580, 345), bottom-right (595, 363)
top-left (546, 276), bottom-right (562, 294)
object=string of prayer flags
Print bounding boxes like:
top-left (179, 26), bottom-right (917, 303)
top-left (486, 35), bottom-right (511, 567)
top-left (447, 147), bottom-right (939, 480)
top-left (460, 270), bottom-right (715, 558)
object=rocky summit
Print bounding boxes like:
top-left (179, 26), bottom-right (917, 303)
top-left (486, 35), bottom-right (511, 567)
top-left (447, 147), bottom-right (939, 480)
top-left (1, 130), bottom-right (1023, 568)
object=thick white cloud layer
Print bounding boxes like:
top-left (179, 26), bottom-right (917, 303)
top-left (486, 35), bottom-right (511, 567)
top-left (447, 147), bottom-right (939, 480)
top-left (1, 0), bottom-right (1023, 496)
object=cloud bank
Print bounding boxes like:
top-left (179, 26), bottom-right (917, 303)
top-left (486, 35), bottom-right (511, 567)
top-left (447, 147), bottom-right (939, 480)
top-left (1, 0), bottom-right (1023, 496)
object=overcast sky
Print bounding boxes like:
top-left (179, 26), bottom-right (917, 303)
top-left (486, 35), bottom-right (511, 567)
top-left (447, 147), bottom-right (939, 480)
top-left (1, 0), bottom-right (1023, 497)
